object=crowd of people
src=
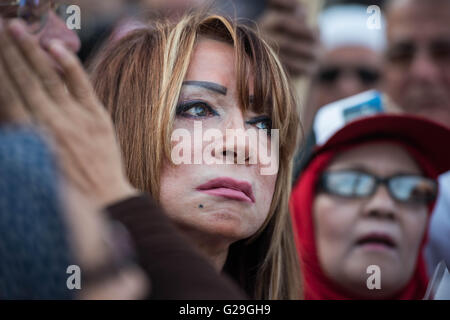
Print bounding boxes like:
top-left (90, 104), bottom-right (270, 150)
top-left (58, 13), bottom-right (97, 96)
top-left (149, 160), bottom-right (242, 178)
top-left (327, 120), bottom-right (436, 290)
top-left (0, 0), bottom-right (449, 300)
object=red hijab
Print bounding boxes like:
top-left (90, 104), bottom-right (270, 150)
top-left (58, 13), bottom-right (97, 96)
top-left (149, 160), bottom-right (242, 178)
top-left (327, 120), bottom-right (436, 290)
top-left (290, 140), bottom-right (438, 300)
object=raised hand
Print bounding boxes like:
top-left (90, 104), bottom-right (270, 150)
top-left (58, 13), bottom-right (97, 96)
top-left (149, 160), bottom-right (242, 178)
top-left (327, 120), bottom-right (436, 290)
top-left (258, 0), bottom-right (320, 77)
top-left (0, 18), bottom-right (137, 209)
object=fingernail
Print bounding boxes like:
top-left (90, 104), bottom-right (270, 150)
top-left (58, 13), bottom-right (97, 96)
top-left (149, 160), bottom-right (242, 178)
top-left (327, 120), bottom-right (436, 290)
top-left (8, 19), bottom-right (27, 39)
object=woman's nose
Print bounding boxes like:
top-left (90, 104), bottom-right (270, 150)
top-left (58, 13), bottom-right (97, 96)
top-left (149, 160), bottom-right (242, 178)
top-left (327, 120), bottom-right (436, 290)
top-left (39, 12), bottom-right (81, 53)
top-left (363, 185), bottom-right (397, 220)
top-left (212, 113), bottom-right (253, 164)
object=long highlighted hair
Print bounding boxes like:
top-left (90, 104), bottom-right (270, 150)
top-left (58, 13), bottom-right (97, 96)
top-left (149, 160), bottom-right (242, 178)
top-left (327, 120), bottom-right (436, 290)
top-left (90, 12), bottom-right (302, 299)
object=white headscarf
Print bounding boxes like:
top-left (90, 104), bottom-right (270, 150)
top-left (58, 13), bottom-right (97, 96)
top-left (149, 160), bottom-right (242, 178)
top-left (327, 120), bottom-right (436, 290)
top-left (319, 4), bottom-right (386, 52)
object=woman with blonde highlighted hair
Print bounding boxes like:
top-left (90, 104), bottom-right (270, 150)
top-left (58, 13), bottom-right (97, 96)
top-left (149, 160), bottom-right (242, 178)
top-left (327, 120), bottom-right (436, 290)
top-left (90, 13), bottom-right (302, 299)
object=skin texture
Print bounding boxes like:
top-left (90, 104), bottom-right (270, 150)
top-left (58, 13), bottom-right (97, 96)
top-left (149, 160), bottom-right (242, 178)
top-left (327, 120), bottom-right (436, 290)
top-left (313, 143), bottom-right (428, 298)
top-left (159, 39), bottom-right (278, 270)
top-left (384, 0), bottom-right (450, 127)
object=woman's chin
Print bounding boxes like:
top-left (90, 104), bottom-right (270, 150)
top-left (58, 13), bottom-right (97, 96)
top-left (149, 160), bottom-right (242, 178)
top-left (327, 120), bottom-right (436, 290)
top-left (348, 243), bottom-right (402, 268)
top-left (173, 214), bottom-right (253, 244)
top-left (335, 257), bottom-right (411, 298)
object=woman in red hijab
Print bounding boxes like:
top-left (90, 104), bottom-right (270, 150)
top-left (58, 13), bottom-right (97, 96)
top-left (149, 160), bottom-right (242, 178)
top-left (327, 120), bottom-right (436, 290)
top-left (290, 95), bottom-right (450, 299)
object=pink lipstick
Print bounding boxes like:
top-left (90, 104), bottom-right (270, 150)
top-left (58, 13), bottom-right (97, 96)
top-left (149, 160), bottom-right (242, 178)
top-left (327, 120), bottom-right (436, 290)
top-left (196, 177), bottom-right (255, 203)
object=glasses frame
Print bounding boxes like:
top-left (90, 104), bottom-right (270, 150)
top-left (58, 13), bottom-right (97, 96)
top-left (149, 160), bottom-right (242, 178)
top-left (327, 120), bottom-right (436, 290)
top-left (318, 170), bottom-right (438, 204)
top-left (316, 66), bottom-right (382, 86)
top-left (0, 0), bottom-right (54, 34)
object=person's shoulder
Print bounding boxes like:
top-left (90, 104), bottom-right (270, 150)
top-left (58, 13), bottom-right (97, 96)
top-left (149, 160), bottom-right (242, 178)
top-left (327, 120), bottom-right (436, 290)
top-left (439, 171), bottom-right (450, 188)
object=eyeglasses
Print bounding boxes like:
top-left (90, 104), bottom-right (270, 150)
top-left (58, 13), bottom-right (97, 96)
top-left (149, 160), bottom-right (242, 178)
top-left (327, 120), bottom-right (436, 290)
top-left (316, 66), bottom-right (381, 86)
top-left (318, 170), bottom-right (438, 204)
top-left (386, 40), bottom-right (450, 67)
top-left (0, 0), bottom-right (70, 34)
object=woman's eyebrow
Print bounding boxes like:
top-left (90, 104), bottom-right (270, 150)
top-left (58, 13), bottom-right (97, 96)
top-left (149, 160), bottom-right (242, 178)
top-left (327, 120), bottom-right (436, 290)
top-left (182, 81), bottom-right (227, 95)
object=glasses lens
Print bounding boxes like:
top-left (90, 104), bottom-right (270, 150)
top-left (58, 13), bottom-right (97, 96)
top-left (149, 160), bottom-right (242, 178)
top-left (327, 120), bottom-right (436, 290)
top-left (389, 176), bottom-right (437, 204)
top-left (17, 0), bottom-right (51, 33)
top-left (322, 171), bottom-right (375, 197)
top-left (317, 67), bottom-right (340, 84)
top-left (358, 68), bottom-right (381, 85)
top-left (386, 42), bottom-right (416, 65)
top-left (431, 40), bottom-right (450, 64)
top-left (53, 3), bottom-right (70, 20)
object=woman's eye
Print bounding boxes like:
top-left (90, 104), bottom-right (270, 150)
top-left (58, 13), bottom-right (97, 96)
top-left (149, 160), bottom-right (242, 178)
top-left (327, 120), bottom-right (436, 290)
top-left (176, 101), bottom-right (218, 118)
top-left (248, 117), bottom-right (272, 134)
top-left (255, 120), bottom-right (271, 131)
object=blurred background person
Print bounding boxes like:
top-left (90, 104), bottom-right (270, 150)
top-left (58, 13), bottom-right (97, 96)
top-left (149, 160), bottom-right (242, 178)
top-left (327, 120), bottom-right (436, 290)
top-left (0, 0), bottom-right (80, 54)
top-left (384, 0), bottom-right (450, 127)
top-left (68, 0), bottom-right (130, 62)
top-left (292, 2), bottom-right (385, 181)
top-left (234, 0), bottom-right (320, 78)
top-left (384, 0), bottom-right (450, 275)
top-left (290, 93), bottom-right (450, 299)
top-left (303, 3), bottom-right (386, 133)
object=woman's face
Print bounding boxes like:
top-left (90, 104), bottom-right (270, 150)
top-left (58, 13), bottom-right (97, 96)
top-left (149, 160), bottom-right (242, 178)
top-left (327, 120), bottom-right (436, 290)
top-left (159, 39), bottom-right (277, 247)
top-left (313, 142), bottom-right (428, 298)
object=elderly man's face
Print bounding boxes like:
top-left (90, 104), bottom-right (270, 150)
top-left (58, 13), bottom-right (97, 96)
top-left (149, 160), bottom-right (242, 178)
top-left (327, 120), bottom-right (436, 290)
top-left (0, 1), bottom-right (80, 54)
top-left (384, 0), bottom-right (450, 127)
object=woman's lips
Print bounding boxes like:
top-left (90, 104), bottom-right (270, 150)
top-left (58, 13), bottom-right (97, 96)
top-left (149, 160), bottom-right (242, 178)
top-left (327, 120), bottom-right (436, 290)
top-left (196, 177), bottom-right (255, 203)
top-left (355, 232), bottom-right (397, 252)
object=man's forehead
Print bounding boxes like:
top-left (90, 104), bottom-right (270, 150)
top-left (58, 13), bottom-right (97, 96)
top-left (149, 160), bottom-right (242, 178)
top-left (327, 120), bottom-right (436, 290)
top-left (387, 1), bottom-right (450, 40)
top-left (388, 0), bottom-right (450, 22)
top-left (388, 0), bottom-right (450, 11)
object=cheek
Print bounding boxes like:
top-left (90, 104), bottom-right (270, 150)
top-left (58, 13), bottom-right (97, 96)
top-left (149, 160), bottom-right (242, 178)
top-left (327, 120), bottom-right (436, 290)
top-left (444, 69), bottom-right (450, 91)
top-left (254, 174), bottom-right (277, 222)
top-left (384, 66), bottom-right (406, 90)
top-left (401, 208), bottom-right (428, 259)
top-left (314, 197), bottom-right (357, 244)
top-left (159, 163), bottom-right (195, 220)
top-left (314, 196), bottom-right (359, 266)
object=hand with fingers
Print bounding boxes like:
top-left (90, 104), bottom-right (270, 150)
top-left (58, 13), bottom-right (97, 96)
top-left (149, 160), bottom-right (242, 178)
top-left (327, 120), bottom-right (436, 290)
top-left (258, 0), bottom-right (320, 77)
top-left (0, 18), bottom-right (138, 209)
